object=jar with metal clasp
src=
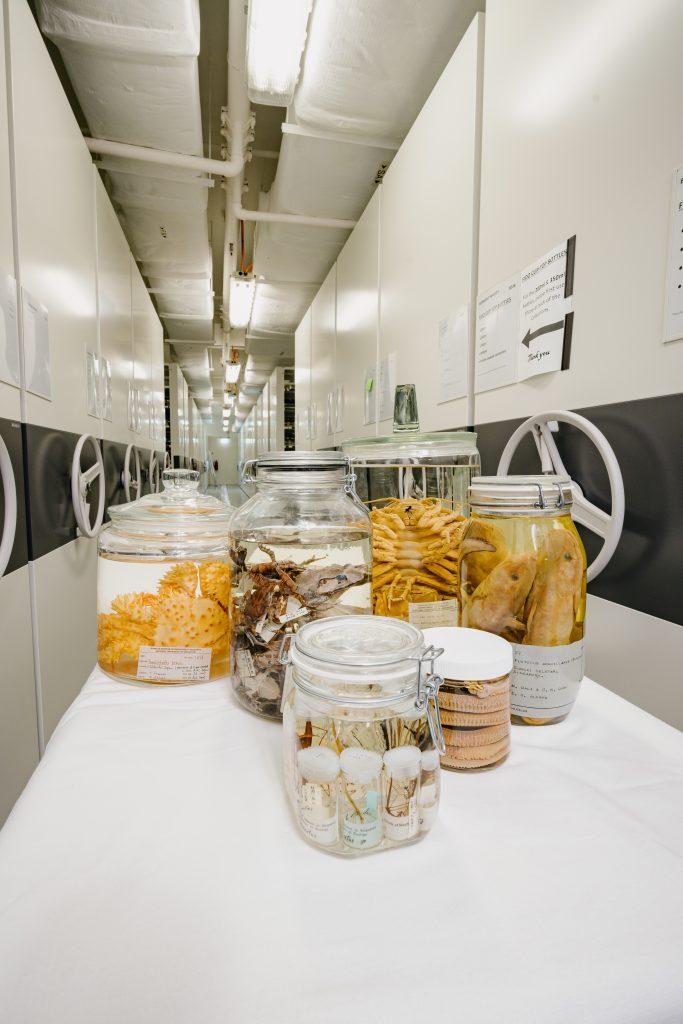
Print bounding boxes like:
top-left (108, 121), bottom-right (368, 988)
top-left (280, 614), bottom-right (445, 855)
top-left (460, 475), bottom-right (587, 725)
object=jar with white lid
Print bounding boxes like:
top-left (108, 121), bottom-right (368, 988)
top-left (460, 475), bottom-right (587, 725)
top-left (281, 614), bottom-right (445, 856)
top-left (342, 432), bottom-right (480, 627)
top-left (423, 627), bottom-right (513, 771)
top-left (229, 451), bottom-right (372, 720)
top-left (97, 469), bottom-right (232, 685)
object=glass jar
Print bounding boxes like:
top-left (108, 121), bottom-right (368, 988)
top-left (343, 432), bottom-right (480, 627)
top-left (97, 469), bottom-right (232, 684)
top-left (460, 475), bottom-right (587, 725)
top-left (281, 614), bottom-right (445, 856)
top-left (229, 451), bottom-right (372, 720)
top-left (423, 626), bottom-right (513, 770)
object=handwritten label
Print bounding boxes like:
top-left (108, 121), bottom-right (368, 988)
top-left (236, 648), bottom-right (256, 679)
top-left (408, 599), bottom-right (458, 628)
top-left (511, 638), bottom-right (584, 719)
top-left (137, 646), bottom-right (211, 682)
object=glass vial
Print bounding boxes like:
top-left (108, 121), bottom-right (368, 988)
top-left (297, 746), bottom-right (340, 847)
top-left (339, 748), bottom-right (383, 852)
top-left (393, 384), bottom-right (420, 432)
top-left (419, 748), bottom-right (440, 831)
top-left (382, 746), bottom-right (421, 842)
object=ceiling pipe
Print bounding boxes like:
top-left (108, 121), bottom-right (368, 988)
top-left (223, 0), bottom-right (252, 333)
top-left (232, 202), bottom-right (356, 230)
top-left (85, 137), bottom-right (243, 178)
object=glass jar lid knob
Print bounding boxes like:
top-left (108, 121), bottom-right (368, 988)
top-left (162, 468), bottom-right (200, 497)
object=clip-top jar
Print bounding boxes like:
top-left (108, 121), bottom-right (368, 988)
top-left (460, 475), bottom-right (587, 725)
top-left (97, 469), bottom-right (232, 685)
top-left (281, 614), bottom-right (445, 856)
top-left (343, 432), bottom-right (480, 627)
top-left (229, 451), bottom-right (372, 720)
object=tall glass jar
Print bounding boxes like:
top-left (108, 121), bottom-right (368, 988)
top-left (460, 475), bottom-right (587, 725)
top-left (97, 469), bottom-right (232, 685)
top-left (281, 614), bottom-right (445, 856)
top-left (229, 451), bottom-right (372, 720)
top-left (343, 432), bottom-right (480, 628)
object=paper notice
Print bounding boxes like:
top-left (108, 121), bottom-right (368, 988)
top-left (137, 646), bottom-right (212, 682)
top-left (518, 240), bottom-right (573, 380)
top-left (378, 352), bottom-right (397, 421)
top-left (0, 272), bottom-right (20, 389)
top-left (22, 289), bottom-right (51, 399)
top-left (438, 305), bottom-right (469, 403)
top-left (475, 275), bottom-right (520, 393)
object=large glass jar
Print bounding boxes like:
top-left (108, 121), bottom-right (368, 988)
top-left (281, 615), bottom-right (445, 856)
top-left (343, 432), bottom-right (480, 628)
top-left (460, 475), bottom-right (587, 725)
top-left (229, 451), bottom-right (372, 720)
top-left (97, 469), bottom-right (232, 684)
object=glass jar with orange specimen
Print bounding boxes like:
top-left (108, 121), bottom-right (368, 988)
top-left (97, 469), bottom-right (232, 685)
top-left (460, 476), bottom-right (587, 725)
top-left (343, 432), bottom-right (480, 628)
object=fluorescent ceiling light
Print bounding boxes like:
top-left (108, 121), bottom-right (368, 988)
top-left (246, 0), bottom-right (312, 107)
top-left (229, 274), bottom-right (256, 329)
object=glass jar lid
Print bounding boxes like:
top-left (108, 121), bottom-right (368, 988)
top-left (289, 615), bottom-right (427, 707)
top-left (342, 431), bottom-right (478, 463)
top-left (107, 469), bottom-right (233, 536)
top-left (469, 474), bottom-right (573, 512)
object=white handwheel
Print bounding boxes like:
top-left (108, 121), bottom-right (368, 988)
top-left (121, 443), bottom-right (142, 502)
top-left (147, 448), bottom-right (160, 493)
top-left (71, 434), bottom-right (105, 539)
top-left (0, 435), bottom-right (17, 576)
top-left (497, 410), bottom-right (624, 582)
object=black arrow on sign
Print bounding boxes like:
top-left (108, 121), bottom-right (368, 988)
top-left (522, 319), bottom-right (564, 348)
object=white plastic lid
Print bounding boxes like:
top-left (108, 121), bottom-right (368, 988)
top-left (420, 748), bottom-right (440, 771)
top-left (339, 747), bottom-right (382, 783)
top-left (383, 745), bottom-right (422, 779)
top-left (297, 746), bottom-right (339, 783)
top-left (422, 627), bottom-right (513, 681)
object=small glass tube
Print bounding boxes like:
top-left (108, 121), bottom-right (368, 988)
top-left (393, 384), bottom-right (420, 432)
top-left (297, 746), bottom-right (340, 847)
top-left (418, 748), bottom-right (440, 831)
top-left (339, 748), bottom-right (383, 851)
top-left (382, 746), bottom-right (421, 842)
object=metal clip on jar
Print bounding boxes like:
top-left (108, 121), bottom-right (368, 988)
top-left (97, 469), bottom-right (232, 685)
top-left (342, 431), bottom-right (480, 627)
top-left (229, 451), bottom-right (372, 721)
top-left (281, 614), bottom-right (445, 856)
top-left (460, 475), bottom-right (587, 725)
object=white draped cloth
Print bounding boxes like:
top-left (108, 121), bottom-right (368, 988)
top-left (1, 669), bottom-right (682, 1024)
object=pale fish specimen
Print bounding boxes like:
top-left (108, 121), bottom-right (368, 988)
top-left (459, 520), bottom-right (510, 595)
top-left (524, 530), bottom-right (584, 646)
top-left (466, 553), bottom-right (537, 637)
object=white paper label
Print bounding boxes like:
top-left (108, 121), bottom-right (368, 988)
top-left (236, 648), bottom-right (256, 678)
top-left (511, 638), bottom-right (585, 719)
top-left (343, 813), bottom-right (382, 850)
top-left (137, 646), bottom-right (211, 682)
top-left (408, 599), bottom-right (458, 628)
top-left (438, 305), bottom-right (469, 403)
top-left (299, 782), bottom-right (339, 845)
top-left (419, 801), bottom-right (438, 831)
top-left (475, 274), bottom-right (520, 393)
top-left (383, 796), bottom-right (419, 842)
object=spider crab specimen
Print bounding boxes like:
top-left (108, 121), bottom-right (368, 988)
top-left (370, 497), bottom-right (466, 618)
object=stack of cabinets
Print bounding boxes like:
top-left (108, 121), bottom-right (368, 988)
top-left (293, 14), bottom-right (484, 445)
top-left (0, 0), bottom-right (165, 822)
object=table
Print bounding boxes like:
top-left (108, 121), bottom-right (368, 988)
top-left (1, 670), bottom-right (682, 1024)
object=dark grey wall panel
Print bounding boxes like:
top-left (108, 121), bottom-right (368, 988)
top-left (0, 416), bottom-right (28, 574)
top-left (473, 392), bottom-right (683, 627)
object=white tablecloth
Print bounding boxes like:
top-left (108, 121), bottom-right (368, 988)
top-left (1, 670), bottom-right (682, 1024)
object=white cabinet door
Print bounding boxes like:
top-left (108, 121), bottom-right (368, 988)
top-left (0, 0), bottom-right (19, 423)
top-left (294, 307), bottom-right (311, 448)
top-left (131, 261), bottom-right (153, 444)
top-left (95, 175), bottom-right (134, 445)
top-left (8, 0), bottom-right (99, 436)
top-left (379, 14), bottom-right (484, 433)
top-left (336, 191), bottom-right (380, 442)
top-left (310, 265), bottom-right (336, 449)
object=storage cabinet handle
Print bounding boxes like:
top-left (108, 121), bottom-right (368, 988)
top-left (0, 435), bottom-right (17, 576)
top-left (71, 434), bottom-right (105, 539)
top-left (121, 443), bottom-right (142, 502)
top-left (497, 410), bottom-right (625, 582)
